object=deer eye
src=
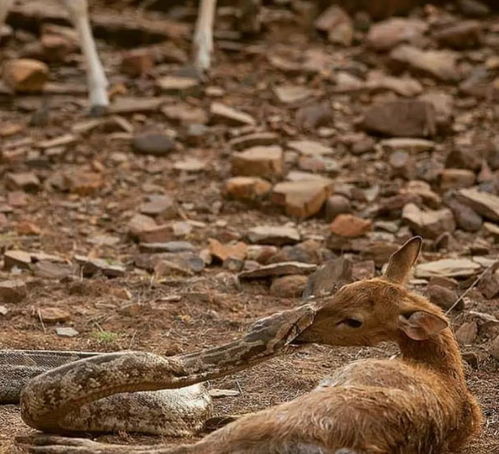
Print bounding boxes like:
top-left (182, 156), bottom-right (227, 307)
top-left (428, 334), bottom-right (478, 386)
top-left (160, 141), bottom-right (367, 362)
top-left (339, 318), bottom-right (363, 328)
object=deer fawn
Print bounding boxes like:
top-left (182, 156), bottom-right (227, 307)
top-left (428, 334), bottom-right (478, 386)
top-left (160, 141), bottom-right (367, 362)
top-left (19, 236), bottom-right (483, 454)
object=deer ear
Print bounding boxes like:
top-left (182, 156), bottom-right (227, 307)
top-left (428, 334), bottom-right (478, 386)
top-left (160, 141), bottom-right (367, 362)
top-left (399, 311), bottom-right (448, 341)
top-left (383, 236), bottom-right (422, 285)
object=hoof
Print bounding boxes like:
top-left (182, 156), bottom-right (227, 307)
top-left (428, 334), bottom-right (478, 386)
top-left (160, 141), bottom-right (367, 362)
top-left (89, 104), bottom-right (108, 117)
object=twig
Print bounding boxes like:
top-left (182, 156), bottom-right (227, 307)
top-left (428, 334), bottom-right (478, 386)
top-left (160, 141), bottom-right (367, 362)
top-left (445, 262), bottom-right (497, 315)
top-left (37, 309), bottom-right (46, 333)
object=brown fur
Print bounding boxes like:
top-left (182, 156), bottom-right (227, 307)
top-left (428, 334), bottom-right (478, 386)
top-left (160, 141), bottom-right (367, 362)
top-left (160, 237), bottom-right (483, 454)
top-left (19, 238), bottom-right (483, 454)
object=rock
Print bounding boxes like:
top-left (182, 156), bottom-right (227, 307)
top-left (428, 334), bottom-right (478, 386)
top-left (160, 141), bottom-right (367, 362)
top-left (32, 261), bottom-right (75, 279)
top-left (295, 102), bottom-right (333, 130)
top-left (0, 305), bottom-right (8, 316)
top-left (41, 31), bottom-right (77, 62)
top-left (402, 203), bottom-right (455, 239)
top-left (362, 242), bottom-right (399, 267)
top-left (272, 178), bottom-right (333, 218)
top-left (390, 45), bottom-right (459, 82)
top-left (0, 280), bottom-right (27, 303)
top-left (2, 58), bottom-right (49, 91)
top-left (419, 92), bottom-right (454, 127)
top-left (231, 146), bottom-right (283, 178)
top-left (64, 172), bottom-right (104, 196)
top-left (415, 258), bottom-right (481, 278)
top-left (268, 240), bottom-right (321, 265)
top-left (325, 195), bottom-right (351, 221)
top-left (136, 252), bottom-right (204, 274)
top-left (247, 226), bottom-right (300, 245)
top-left (427, 284), bottom-right (460, 311)
top-left (434, 21), bottom-right (481, 49)
top-left (55, 327), bottom-right (79, 338)
top-left (128, 214), bottom-right (158, 238)
top-left (173, 157), bottom-right (206, 173)
top-left (208, 239), bottom-right (247, 262)
top-left (362, 100), bottom-right (436, 137)
top-left (303, 257), bottom-right (353, 298)
top-left (75, 255), bottom-right (126, 278)
top-left (5, 172), bottom-right (40, 191)
top-left (109, 97), bottom-right (165, 114)
top-left (16, 221), bottom-right (41, 236)
top-left (484, 222), bottom-right (499, 240)
top-left (457, 188), bottom-right (499, 222)
top-left (38, 307), bottom-right (71, 323)
top-left (490, 334), bottom-right (499, 361)
top-left (121, 48), bottom-right (155, 76)
top-left (210, 102), bottom-right (256, 126)
top-left (157, 76), bottom-right (199, 93)
top-left (171, 221), bottom-right (192, 237)
top-left (330, 214), bottom-right (372, 238)
top-left (440, 169), bottom-right (476, 190)
top-left (478, 268), bottom-right (499, 299)
top-left (274, 85), bottom-right (313, 104)
top-left (367, 73), bottom-right (423, 97)
top-left (140, 194), bottom-right (176, 217)
top-left (246, 245), bottom-right (279, 264)
top-left (380, 138), bottom-right (435, 153)
top-left (455, 321), bottom-right (478, 345)
top-left (4, 250), bottom-right (32, 270)
top-left (134, 224), bottom-right (172, 244)
top-left (288, 140), bottom-right (334, 156)
top-left (389, 151), bottom-right (415, 179)
top-left (138, 241), bottom-right (195, 253)
top-left (132, 132), bottom-right (175, 156)
top-left (208, 388), bottom-right (240, 398)
top-left (229, 132), bottom-right (278, 150)
top-left (162, 104), bottom-right (208, 125)
top-left (366, 18), bottom-right (427, 51)
top-left (351, 136), bottom-right (376, 155)
top-left (270, 275), bottom-right (308, 298)
top-left (333, 72), bottom-right (364, 93)
top-left (239, 262), bottom-right (317, 279)
top-left (446, 146), bottom-right (481, 170)
top-left (352, 260), bottom-right (376, 281)
top-left (225, 177), bottom-right (271, 200)
top-left (405, 179), bottom-right (441, 207)
top-left (444, 197), bottom-right (483, 232)
top-left (314, 5), bottom-right (353, 46)
top-left (457, 0), bottom-right (490, 17)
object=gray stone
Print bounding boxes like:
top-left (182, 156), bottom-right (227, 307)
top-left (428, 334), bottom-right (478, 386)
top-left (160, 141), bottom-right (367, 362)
top-left (132, 133), bottom-right (175, 155)
top-left (362, 100), bottom-right (436, 137)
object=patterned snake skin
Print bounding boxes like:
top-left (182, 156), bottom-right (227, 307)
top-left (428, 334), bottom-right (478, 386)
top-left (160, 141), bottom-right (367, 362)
top-left (0, 304), bottom-right (317, 436)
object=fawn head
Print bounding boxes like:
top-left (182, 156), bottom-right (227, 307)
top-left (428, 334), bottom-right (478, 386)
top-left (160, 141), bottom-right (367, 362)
top-left (297, 236), bottom-right (449, 346)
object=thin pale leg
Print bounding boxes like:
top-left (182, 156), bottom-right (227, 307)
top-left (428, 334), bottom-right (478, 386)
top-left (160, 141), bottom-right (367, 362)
top-left (193, 0), bottom-right (216, 72)
top-left (62, 0), bottom-right (109, 114)
top-left (0, 0), bottom-right (14, 38)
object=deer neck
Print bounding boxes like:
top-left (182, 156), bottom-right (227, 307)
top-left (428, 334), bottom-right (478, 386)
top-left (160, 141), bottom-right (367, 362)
top-left (397, 328), bottom-right (465, 384)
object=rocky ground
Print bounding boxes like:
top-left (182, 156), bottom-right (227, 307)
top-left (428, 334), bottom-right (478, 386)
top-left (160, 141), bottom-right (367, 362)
top-left (0, 0), bottom-right (498, 453)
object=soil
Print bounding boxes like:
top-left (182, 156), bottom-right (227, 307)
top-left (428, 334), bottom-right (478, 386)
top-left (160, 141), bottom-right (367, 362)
top-left (0, 1), bottom-right (498, 453)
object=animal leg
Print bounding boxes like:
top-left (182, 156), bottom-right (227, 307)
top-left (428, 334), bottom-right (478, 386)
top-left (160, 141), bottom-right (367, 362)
top-left (61, 0), bottom-right (109, 114)
top-left (0, 0), bottom-right (14, 38)
top-left (193, 0), bottom-right (216, 72)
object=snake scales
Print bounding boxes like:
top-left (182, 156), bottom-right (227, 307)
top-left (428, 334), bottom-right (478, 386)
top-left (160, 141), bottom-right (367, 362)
top-left (0, 257), bottom-right (349, 437)
top-left (0, 304), bottom-right (317, 436)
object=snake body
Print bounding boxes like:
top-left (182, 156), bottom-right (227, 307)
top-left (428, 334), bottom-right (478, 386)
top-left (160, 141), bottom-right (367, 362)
top-left (0, 305), bottom-right (317, 436)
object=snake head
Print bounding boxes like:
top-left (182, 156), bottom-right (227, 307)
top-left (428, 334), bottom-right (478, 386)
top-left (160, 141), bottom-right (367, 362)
top-left (243, 304), bottom-right (318, 352)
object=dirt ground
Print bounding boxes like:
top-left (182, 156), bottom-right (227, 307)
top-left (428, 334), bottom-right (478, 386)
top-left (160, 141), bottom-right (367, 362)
top-left (0, 1), bottom-right (498, 453)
